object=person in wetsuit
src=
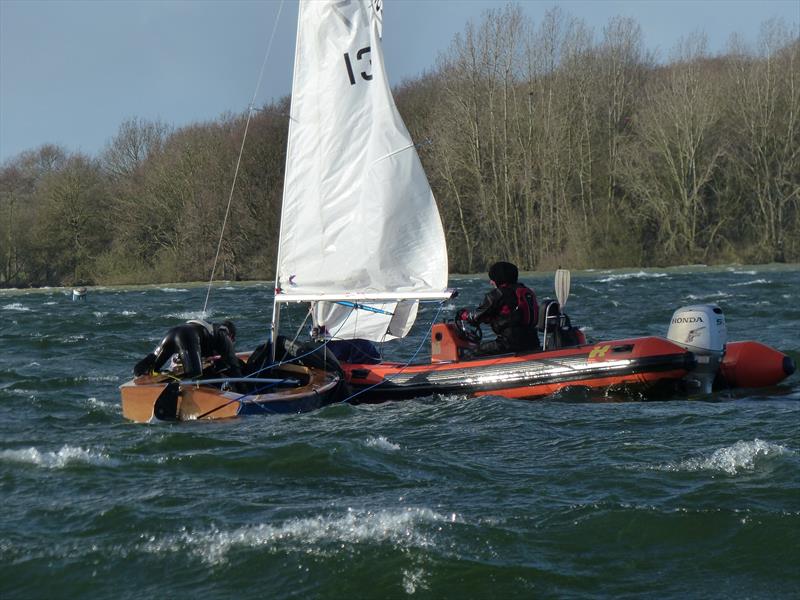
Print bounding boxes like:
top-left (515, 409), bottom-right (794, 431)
top-left (459, 262), bottom-right (540, 356)
top-left (133, 319), bottom-right (242, 378)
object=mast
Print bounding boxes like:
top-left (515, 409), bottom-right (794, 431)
top-left (270, 0), bottom-right (306, 356)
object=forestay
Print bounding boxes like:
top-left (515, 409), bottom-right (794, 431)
top-left (274, 0), bottom-right (449, 342)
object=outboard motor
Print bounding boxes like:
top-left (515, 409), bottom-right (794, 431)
top-left (667, 304), bottom-right (727, 393)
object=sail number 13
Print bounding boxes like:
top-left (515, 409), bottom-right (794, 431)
top-left (343, 47), bottom-right (372, 85)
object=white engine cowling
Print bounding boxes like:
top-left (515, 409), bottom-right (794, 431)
top-left (667, 304), bottom-right (727, 393)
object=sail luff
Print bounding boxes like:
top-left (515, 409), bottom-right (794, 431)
top-left (272, 0), bottom-right (307, 343)
top-left (274, 1), bottom-right (305, 290)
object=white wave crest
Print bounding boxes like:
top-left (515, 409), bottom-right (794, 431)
top-left (85, 397), bottom-right (115, 411)
top-left (730, 279), bottom-right (770, 287)
top-left (167, 310), bottom-right (213, 320)
top-left (93, 311), bottom-right (107, 318)
top-left (727, 269), bottom-right (757, 275)
top-left (365, 436), bottom-right (400, 451)
top-left (2, 303), bottom-right (30, 311)
top-left (403, 568), bottom-right (429, 594)
top-left (159, 287), bottom-right (189, 293)
top-left (685, 292), bottom-right (731, 300)
top-left (121, 310), bottom-right (137, 316)
top-left (84, 375), bottom-right (120, 383)
top-left (143, 507), bottom-right (451, 565)
top-left (63, 334), bottom-right (87, 343)
top-left (656, 439), bottom-right (791, 475)
top-left (596, 271), bottom-right (668, 283)
top-left (0, 445), bottom-right (116, 469)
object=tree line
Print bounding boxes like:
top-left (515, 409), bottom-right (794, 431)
top-left (1, 6), bottom-right (797, 288)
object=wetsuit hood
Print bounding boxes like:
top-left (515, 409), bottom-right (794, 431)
top-left (220, 319), bottom-right (236, 341)
top-left (488, 262), bottom-right (519, 285)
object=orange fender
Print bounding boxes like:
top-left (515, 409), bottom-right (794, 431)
top-left (720, 341), bottom-right (795, 388)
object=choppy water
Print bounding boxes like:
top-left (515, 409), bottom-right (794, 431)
top-left (1, 265), bottom-right (799, 599)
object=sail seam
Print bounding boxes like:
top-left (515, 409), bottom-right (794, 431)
top-left (370, 142), bottom-right (415, 164)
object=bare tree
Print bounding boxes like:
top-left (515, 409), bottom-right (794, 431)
top-left (101, 117), bottom-right (170, 180)
top-left (726, 20), bottom-right (800, 261)
top-left (621, 34), bottom-right (725, 262)
top-left (35, 154), bottom-right (111, 284)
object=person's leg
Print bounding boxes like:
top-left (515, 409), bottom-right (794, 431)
top-left (175, 326), bottom-right (203, 378)
top-left (474, 339), bottom-right (507, 356)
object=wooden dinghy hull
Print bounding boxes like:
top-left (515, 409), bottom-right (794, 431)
top-left (342, 336), bottom-right (698, 401)
top-left (120, 364), bottom-right (343, 423)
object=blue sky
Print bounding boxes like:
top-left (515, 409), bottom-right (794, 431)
top-left (1, 0), bottom-right (798, 163)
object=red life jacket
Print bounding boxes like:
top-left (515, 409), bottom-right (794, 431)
top-left (514, 284), bottom-right (538, 328)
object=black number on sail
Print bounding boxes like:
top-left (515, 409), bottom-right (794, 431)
top-left (343, 47), bottom-right (372, 85)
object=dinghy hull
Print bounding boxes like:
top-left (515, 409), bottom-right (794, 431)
top-left (120, 363), bottom-right (343, 423)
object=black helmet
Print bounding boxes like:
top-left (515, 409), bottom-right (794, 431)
top-left (221, 319), bottom-right (236, 340)
top-left (488, 261), bottom-right (518, 285)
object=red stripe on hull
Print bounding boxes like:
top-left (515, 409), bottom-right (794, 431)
top-left (471, 369), bottom-right (691, 400)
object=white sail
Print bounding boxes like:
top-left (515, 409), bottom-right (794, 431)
top-left (311, 299), bottom-right (418, 342)
top-left (274, 0), bottom-right (448, 342)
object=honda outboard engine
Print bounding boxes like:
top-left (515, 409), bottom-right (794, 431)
top-left (667, 304), bottom-right (727, 393)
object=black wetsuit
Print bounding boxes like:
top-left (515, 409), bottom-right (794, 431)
top-left (469, 283), bottom-right (540, 355)
top-left (134, 321), bottom-right (241, 378)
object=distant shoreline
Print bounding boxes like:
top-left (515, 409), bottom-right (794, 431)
top-left (2, 263), bottom-right (796, 294)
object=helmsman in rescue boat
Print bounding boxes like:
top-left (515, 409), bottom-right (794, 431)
top-left (459, 261), bottom-right (541, 356)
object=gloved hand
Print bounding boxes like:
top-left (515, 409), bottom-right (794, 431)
top-left (458, 309), bottom-right (470, 322)
top-left (134, 353), bottom-right (156, 377)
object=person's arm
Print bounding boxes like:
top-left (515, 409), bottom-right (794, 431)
top-left (470, 289), bottom-right (502, 324)
top-left (215, 331), bottom-right (243, 377)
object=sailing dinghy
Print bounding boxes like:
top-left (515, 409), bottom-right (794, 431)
top-left (121, 0), bottom-right (449, 422)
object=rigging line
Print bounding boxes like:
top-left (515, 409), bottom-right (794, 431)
top-left (335, 301), bottom-right (394, 316)
top-left (201, 0), bottom-right (286, 316)
top-left (231, 305), bottom-right (356, 404)
top-left (257, 304), bottom-right (354, 376)
top-left (279, 305), bottom-right (313, 367)
top-left (342, 301), bottom-right (446, 404)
